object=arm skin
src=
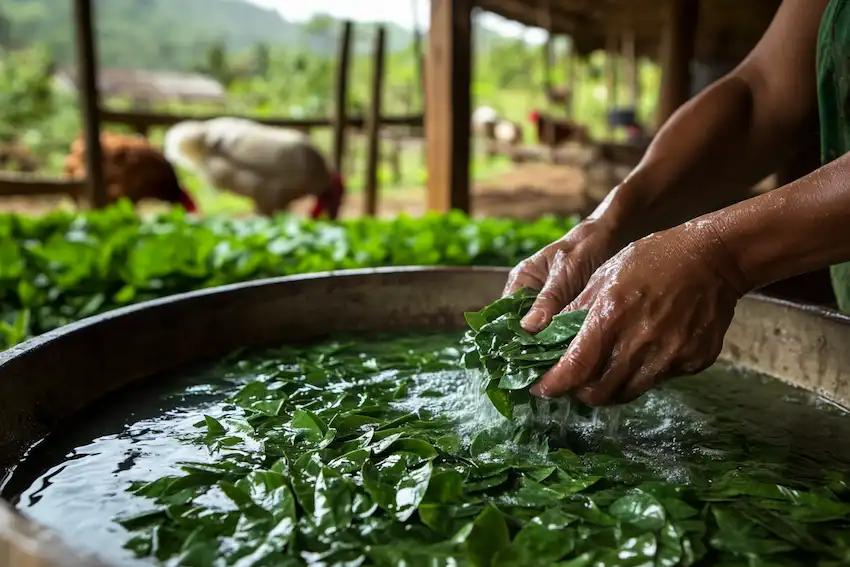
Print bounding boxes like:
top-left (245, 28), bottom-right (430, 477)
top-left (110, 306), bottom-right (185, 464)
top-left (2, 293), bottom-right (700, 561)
top-left (593, 0), bottom-right (830, 246)
top-left (527, 153), bottom-right (850, 404)
top-left (715, 153), bottom-right (850, 291)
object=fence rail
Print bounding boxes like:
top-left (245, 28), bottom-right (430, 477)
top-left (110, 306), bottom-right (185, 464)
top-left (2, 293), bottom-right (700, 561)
top-left (103, 110), bottom-right (424, 134)
top-left (0, 172), bottom-right (84, 198)
top-left (0, 109), bottom-right (424, 200)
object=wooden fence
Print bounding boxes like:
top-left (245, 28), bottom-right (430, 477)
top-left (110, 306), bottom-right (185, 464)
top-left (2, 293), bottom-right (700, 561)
top-left (0, 0), bottom-right (422, 216)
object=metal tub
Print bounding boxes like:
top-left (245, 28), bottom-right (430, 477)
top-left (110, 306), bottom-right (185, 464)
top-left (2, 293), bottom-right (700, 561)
top-left (0, 267), bottom-right (848, 566)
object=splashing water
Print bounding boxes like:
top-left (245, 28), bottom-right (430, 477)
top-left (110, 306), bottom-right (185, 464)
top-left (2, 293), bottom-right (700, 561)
top-left (3, 331), bottom-right (850, 566)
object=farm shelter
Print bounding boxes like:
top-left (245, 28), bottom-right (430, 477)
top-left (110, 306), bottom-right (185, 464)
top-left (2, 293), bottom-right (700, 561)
top-left (424, 0), bottom-right (803, 214)
top-left (52, 68), bottom-right (227, 106)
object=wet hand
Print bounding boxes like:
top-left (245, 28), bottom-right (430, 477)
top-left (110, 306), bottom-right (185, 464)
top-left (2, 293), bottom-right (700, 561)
top-left (529, 221), bottom-right (752, 405)
top-left (504, 218), bottom-right (623, 333)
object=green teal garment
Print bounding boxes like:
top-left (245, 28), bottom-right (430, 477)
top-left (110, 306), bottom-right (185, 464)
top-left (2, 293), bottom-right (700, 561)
top-left (818, 0), bottom-right (850, 311)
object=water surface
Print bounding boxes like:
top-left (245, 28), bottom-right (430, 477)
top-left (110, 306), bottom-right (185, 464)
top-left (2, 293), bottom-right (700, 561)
top-left (4, 332), bottom-right (850, 566)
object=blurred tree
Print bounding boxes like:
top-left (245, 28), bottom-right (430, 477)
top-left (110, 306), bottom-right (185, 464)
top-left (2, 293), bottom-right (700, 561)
top-left (0, 46), bottom-right (54, 142)
top-left (305, 13), bottom-right (336, 37)
top-left (0, 10), bottom-right (10, 49)
top-left (253, 42), bottom-right (270, 77)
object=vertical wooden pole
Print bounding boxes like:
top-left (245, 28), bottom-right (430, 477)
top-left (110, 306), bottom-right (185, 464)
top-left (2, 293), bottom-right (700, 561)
top-left (656, 0), bottom-right (699, 129)
top-left (604, 31), bottom-right (619, 139)
top-left (364, 27), bottom-right (386, 217)
top-left (331, 21), bottom-right (354, 174)
top-left (426, 0), bottom-right (472, 213)
top-left (73, 0), bottom-right (106, 208)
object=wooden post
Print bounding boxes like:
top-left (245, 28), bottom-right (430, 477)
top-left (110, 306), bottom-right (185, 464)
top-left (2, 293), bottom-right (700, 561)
top-left (425, 0), bottom-right (472, 213)
top-left (604, 32), bottom-right (619, 139)
top-left (656, 0), bottom-right (699, 129)
top-left (331, 21), bottom-right (354, 174)
top-left (72, 0), bottom-right (106, 208)
top-left (364, 26), bottom-right (386, 216)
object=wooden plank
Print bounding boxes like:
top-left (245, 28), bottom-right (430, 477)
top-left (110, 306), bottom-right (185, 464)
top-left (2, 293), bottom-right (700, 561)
top-left (0, 174), bottom-right (83, 197)
top-left (364, 27), bottom-right (387, 217)
top-left (331, 21), bottom-right (354, 173)
top-left (100, 109), bottom-right (423, 131)
top-left (426, 0), bottom-right (472, 213)
top-left (656, 0), bottom-right (699, 128)
top-left (72, 0), bottom-right (106, 209)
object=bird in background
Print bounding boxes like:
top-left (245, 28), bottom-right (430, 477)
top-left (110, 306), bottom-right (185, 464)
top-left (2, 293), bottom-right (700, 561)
top-left (164, 116), bottom-right (345, 219)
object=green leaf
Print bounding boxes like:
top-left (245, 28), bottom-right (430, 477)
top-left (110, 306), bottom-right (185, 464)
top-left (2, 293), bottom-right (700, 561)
top-left (465, 504), bottom-right (510, 567)
top-left (609, 489), bottom-right (667, 531)
top-left (313, 467), bottom-right (353, 534)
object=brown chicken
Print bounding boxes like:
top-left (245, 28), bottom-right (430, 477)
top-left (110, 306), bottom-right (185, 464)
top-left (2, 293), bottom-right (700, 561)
top-left (63, 132), bottom-right (196, 211)
top-left (528, 111), bottom-right (590, 146)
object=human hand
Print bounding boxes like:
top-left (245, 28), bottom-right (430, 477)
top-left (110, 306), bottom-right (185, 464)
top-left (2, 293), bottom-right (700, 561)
top-left (504, 218), bottom-right (624, 334)
top-left (529, 221), bottom-right (752, 405)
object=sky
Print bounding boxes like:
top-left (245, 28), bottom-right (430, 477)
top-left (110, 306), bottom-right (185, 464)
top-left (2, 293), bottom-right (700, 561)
top-left (245, 0), bottom-right (548, 43)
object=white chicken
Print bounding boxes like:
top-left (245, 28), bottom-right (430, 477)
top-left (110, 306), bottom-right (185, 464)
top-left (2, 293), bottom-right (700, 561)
top-left (163, 117), bottom-right (345, 219)
top-left (493, 119), bottom-right (524, 146)
top-left (471, 106), bottom-right (500, 137)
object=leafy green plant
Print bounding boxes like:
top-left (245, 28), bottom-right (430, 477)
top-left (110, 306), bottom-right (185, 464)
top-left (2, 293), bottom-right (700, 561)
top-left (0, 45), bottom-right (54, 143)
top-left (0, 205), bottom-right (577, 351)
top-left (462, 289), bottom-right (588, 419)
top-left (117, 332), bottom-right (850, 566)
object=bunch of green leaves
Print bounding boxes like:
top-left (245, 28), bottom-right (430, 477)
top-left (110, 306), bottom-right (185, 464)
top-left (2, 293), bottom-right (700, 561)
top-left (118, 332), bottom-right (850, 566)
top-left (462, 289), bottom-right (589, 420)
top-left (0, 204), bottom-right (577, 350)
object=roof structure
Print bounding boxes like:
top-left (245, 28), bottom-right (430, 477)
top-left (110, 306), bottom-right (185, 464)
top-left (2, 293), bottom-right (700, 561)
top-left (53, 68), bottom-right (227, 104)
top-left (476, 0), bottom-right (782, 62)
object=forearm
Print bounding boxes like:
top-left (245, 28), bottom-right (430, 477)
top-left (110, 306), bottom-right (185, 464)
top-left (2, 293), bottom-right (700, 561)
top-left (709, 153), bottom-right (850, 290)
top-left (593, 73), bottom-right (813, 245)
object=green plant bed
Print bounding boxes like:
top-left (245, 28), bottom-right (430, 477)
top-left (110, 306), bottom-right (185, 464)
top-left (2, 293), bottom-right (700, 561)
top-left (0, 202), bottom-right (577, 350)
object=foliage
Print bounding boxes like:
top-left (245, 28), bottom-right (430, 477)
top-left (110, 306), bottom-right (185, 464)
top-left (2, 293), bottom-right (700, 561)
top-left (118, 332), bottom-right (850, 566)
top-left (0, 204), bottom-right (577, 351)
top-left (0, 45), bottom-right (54, 143)
top-left (461, 289), bottom-right (588, 419)
top-left (1, 0), bottom-right (418, 69)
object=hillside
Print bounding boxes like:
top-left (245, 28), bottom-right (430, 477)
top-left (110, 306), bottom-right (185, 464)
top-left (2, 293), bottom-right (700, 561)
top-left (0, 0), bottom-right (420, 70)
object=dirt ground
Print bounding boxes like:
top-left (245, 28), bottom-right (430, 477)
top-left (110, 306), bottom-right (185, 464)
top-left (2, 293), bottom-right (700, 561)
top-left (0, 159), bottom-right (780, 221)
top-left (0, 162), bottom-right (597, 221)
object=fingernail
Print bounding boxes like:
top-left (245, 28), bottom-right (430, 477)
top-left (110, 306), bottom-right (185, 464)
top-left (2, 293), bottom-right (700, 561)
top-left (521, 308), bottom-right (546, 332)
top-left (529, 383), bottom-right (545, 397)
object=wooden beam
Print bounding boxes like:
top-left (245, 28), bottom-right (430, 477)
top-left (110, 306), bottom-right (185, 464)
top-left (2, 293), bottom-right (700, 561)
top-left (72, 0), bottom-right (106, 209)
top-left (331, 21), bottom-right (354, 173)
top-left (656, 0), bottom-right (699, 129)
top-left (364, 27), bottom-right (386, 217)
top-left (100, 109), bottom-right (423, 131)
top-left (0, 174), bottom-right (83, 197)
top-left (426, 0), bottom-right (472, 213)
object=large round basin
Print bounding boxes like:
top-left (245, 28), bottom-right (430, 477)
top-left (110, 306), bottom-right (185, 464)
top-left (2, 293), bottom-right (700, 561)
top-left (1, 266), bottom-right (850, 567)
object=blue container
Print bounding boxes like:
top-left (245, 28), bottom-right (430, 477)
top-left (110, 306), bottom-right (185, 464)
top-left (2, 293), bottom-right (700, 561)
top-left (607, 108), bottom-right (638, 127)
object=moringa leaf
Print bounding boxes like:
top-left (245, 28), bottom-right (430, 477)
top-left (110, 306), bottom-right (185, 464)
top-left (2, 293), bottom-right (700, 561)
top-left (463, 289), bottom-right (588, 418)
